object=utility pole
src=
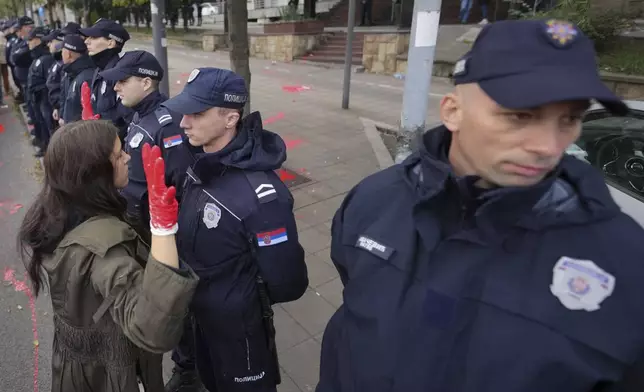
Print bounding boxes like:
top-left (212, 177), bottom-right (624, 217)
top-left (341, 0), bottom-right (357, 109)
top-left (395, 0), bottom-right (441, 163)
top-left (151, 0), bottom-right (170, 96)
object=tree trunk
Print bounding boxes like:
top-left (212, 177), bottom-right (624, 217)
top-left (223, 0), bottom-right (228, 34)
top-left (48, 0), bottom-right (56, 27)
top-left (227, 0), bottom-right (251, 115)
top-left (304, 0), bottom-right (316, 18)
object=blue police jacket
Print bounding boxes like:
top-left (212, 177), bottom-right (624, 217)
top-left (122, 90), bottom-right (188, 223)
top-left (176, 112), bottom-right (307, 387)
top-left (27, 45), bottom-right (54, 98)
top-left (60, 54), bottom-right (95, 123)
top-left (46, 57), bottom-right (64, 110)
top-left (318, 126), bottom-right (644, 392)
top-left (10, 37), bottom-right (31, 84)
top-left (90, 53), bottom-right (133, 135)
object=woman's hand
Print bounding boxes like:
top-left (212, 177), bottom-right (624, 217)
top-left (142, 143), bottom-right (179, 236)
top-left (81, 82), bottom-right (100, 120)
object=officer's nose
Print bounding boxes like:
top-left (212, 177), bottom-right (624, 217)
top-left (180, 115), bottom-right (190, 129)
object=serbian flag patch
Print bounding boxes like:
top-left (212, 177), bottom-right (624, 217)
top-left (257, 228), bottom-right (288, 247)
top-left (163, 134), bottom-right (183, 148)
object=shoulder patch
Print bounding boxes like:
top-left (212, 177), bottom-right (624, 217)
top-left (155, 107), bottom-right (173, 126)
top-left (244, 171), bottom-right (278, 204)
top-left (163, 134), bottom-right (183, 149)
top-left (257, 227), bottom-right (288, 247)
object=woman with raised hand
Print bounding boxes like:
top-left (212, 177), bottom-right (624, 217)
top-left (18, 120), bottom-right (198, 392)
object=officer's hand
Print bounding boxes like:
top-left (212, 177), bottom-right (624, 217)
top-left (142, 143), bottom-right (179, 236)
top-left (80, 81), bottom-right (100, 121)
top-left (52, 109), bottom-right (59, 121)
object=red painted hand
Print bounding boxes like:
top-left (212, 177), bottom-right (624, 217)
top-left (142, 143), bottom-right (178, 235)
top-left (81, 82), bottom-right (100, 120)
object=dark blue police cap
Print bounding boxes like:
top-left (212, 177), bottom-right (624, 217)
top-left (162, 68), bottom-right (248, 114)
top-left (27, 26), bottom-right (48, 40)
top-left (63, 34), bottom-right (87, 53)
top-left (43, 29), bottom-right (64, 42)
top-left (79, 19), bottom-right (129, 45)
top-left (17, 16), bottom-right (34, 28)
top-left (99, 50), bottom-right (164, 81)
top-left (61, 22), bottom-right (81, 35)
top-left (453, 19), bottom-right (628, 116)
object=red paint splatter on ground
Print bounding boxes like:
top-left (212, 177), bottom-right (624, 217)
top-left (263, 112), bottom-right (285, 125)
top-left (9, 204), bottom-right (23, 215)
top-left (179, 72), bottom-right (191, 78)
top-left (0, 161), bottom-right (4, 168)
top-left (282, 85), bottom-right (311, 93)
top-left (298, 168), bottom-right (307, 173)
top-left (4, 267), bottom-right (39, 392)
top-left (0, 124), bottom-right (5, 133)
top-left (277, 168), bottom-right (297, 182)
top-left (284, 138), bottom-right (304, 150)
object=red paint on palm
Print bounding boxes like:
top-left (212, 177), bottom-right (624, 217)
top-left (80, 82), bottom-right (100, 120)
top-left (142, 144), bottom-right (178, 233)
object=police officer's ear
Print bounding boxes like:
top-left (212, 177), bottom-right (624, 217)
top-left (222, 108), bottom-right (241, 129)
top-left (440, 88), bottom-right (464, 132)
top-left (106, 39), bottom-right (117, 49)
top-left (141, 77), bottom-right (154, 92)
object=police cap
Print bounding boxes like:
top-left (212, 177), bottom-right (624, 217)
top-left (452, 19), bottom-right (628, 116)
top-left (61, 22), bottom-right (81, 35)
top-left (99, 50), bottom-right (164, 81)
top-left (162, 68), bottom-right (248, 114)
top-left (62, 34), bottom-right (87, 53)
top-left (79, 19), bottom-right (130, 45)
top-left (43, 29), bottom-right (64, 42)
top-left (17, 16), bottom-right (34, 28)
top-left (27, 26), bottom-right (48, 41)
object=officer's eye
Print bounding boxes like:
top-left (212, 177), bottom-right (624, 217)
top-left (506, 112), bottom-right (534, 122)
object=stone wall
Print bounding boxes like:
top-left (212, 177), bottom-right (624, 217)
top-left (362, 33), bottom-right (410, 74)
top-left (249, 34), bottom-right (320, 62)
top-left (602, 72), bottom-right (644, 100)
top-left (202, 33), bottom-right (228, 52)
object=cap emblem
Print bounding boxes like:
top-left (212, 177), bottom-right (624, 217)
top-left (544, 19), bottom-right (578, 47)
top-left (188, 69), bottom-right (199, 83)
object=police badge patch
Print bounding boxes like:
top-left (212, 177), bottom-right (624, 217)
top-left (550, 256), bottom-right (615, 311)
top-left (129, 133), bottom-right (144, 149)
top-left (543, 19), bottom-right (578, 48)
top-left (203, 203), bottom-right (221, 229)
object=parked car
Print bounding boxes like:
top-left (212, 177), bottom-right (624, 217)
top-left (201, 2), bottom-right (220, 16)
top-left (567, 100), bottom-right (644, 227)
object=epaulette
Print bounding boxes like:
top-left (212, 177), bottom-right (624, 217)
top-left (155, 107), bottom-right (173, 127)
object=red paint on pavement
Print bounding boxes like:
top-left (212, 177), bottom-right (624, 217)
top-left (284, 138), bottom-right (303, 150)
top-left (263, 112), bottom-right (285, 125)
top-left (277, 168), bottom-right (296, 182)
top-left (4, 267), bottom-right (39, 392)
top-left (282, 85), bottom-right (311, 93)
top-left (0, 161), bottom-right (4, 168)
top-left (9, 204), bottom-right (23, 215)
top-left (0, 124), bottom-right (5, 133)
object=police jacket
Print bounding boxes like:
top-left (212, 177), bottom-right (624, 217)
top-left (27, 45), bottom-right (54, 97)
top-left (90, 50), bottom-right (132, 136)
top-left (122, 90), bottom-right (187, 223)
top-left (60, 54), bottom-right (95, 123)
top-left (177, 112), bottom-right (307, 388)
top-left (318, 126), bottom-right (644, 392)
top-left (5, 33), bottom-right (16, 67)
top-left (46, 55), bottom-right (64, 110)
top-left (10, 37), bottom-right (31, 84)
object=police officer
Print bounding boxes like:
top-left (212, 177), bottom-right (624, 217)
top-left (79, 18), bottom-right (132, 139)
top-left (26, 26), bottom-right (54, 156)
top-left (3, 20), bottom-right (21, 101)
top-left (161, 68), bottom-right (308, 392)
top-left (59, 35), bottom-right (95, 124)
top-left (318, 19), bottom-right (644, 392)
top-left (98, 50), bottom-right (190, 240)
top-left (11, 17), bottom-right (36, 126)
top-left (48, 22), bottom-right (81, 127)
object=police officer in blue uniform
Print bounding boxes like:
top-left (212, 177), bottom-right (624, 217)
top-left (47, 22), bottom-right (81, 128)
top-left (98, 50), bottom-right (190, 240)
top-left (79, 19), bottom-right (132, 139)
top-left (26, 26), bottom-right (54, 156)
top-left (11, 17), bottom-right (36, 128)
top-left (4, 20), bottom-right (23, 102)
top-left (162, 68), bottom-right (308, 392)
top-left (318, 19), bottom-right (644, 392)
top-left (59, 35), bottom-right (95, 124)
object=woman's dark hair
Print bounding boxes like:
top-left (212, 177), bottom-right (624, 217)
top-left (18, 120), bottom-right (128, 297)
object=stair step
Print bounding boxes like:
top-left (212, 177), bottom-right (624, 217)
top-left (300, 55), bottom-right (363, 65)
top-left (311, 48), bottom-right (363, 56)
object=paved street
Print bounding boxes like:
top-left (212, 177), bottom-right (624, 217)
top-left (0, 39), bottom-right (453, 391)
